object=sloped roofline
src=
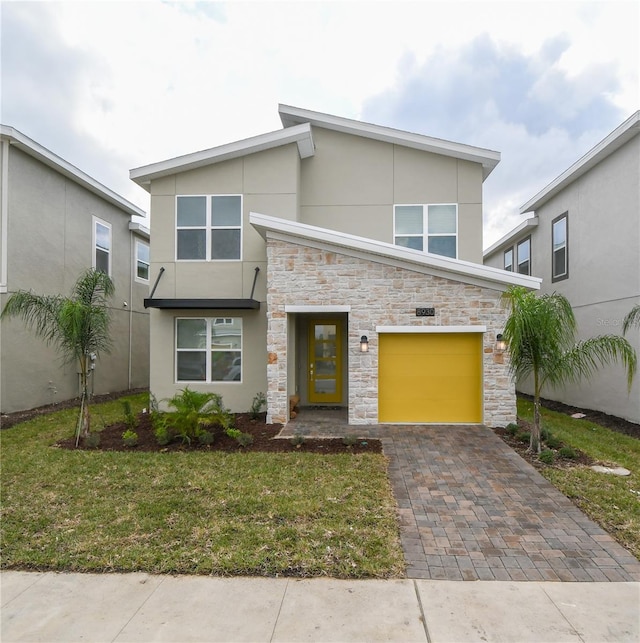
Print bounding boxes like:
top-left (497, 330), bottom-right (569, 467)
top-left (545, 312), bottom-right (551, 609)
top-left (520, 110), bottom-right (640, 214)
top-left (483, 216), bottom-right (539, 259)
top-left (278, 104), bottom-right (501, 180)
top-left (0, 125), bottom-right (145, 219)
top-left (250, 212), bottom-right (540, 291)
top-left (130, 123), bottom-right (315, 190)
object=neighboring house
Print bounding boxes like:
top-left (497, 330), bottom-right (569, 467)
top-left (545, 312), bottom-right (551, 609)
top-left (0, 125), bottom-right (151, 414)
top-left (130, 105), bottom-right (539, 427)
top-left (484, 111), bottom-right (640, 424)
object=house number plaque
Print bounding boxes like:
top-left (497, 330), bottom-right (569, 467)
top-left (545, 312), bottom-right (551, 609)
top-left (416, 307), bottom-right (435, 317)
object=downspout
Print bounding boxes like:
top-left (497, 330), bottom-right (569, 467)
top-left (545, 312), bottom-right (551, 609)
top-left (128, 232), bottom-right (134, 390)
top-left (149, 266), bottom-right (165, 299)
top-left (1, 139), bottom-right (9, 294)
top-left (250, 266), bottom-right (260, 300)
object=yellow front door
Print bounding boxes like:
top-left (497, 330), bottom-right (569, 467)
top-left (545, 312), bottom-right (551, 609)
top-left (308, 320), bottom-right (342, 404)
top-left (378, 333), bottom-right (482, 423)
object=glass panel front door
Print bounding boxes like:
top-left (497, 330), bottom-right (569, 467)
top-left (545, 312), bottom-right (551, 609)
top-left (308, 320), bottom-right (342, 404)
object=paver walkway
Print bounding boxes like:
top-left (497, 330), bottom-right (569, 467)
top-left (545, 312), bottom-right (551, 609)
top-left (283, 410), bottom-right (640, 581)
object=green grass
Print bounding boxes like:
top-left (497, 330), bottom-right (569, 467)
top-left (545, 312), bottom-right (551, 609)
top-left (1, 394), bottom-right (404, 578)
top-left (518, 397), bottom-right (640, 560)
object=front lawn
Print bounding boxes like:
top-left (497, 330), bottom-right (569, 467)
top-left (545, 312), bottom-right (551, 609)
top-left (1, 394), bottom-right (405, 578)
top-left (517, 397), bottom-right (640, 561)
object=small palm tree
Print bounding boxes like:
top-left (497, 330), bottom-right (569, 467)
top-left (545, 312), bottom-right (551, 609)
top-left (1, 269), bottom-right (115, 445)
top-left (502, 287), bottom-right (637, 453)
top-left (623, 305), bottom-right (640, 335)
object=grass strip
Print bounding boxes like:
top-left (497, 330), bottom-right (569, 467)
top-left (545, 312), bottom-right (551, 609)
top-left (1, 394), bottom-right (405, 578)
top-left (518, 397), bottom-right (640, 560)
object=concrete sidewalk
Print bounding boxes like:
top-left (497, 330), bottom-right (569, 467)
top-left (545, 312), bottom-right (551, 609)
top-left (2, 572), bottom-right (639, 642)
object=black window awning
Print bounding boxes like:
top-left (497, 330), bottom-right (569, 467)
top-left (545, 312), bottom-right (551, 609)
top-left (144, 298), bottom-right (260, 310)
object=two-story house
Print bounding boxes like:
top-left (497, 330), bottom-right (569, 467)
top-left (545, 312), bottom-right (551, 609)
top-left (484, 111), bottom-right (640, 424)
top-left (131, 105), bottom-right (539, 427)
top-left (0, 125), bottom-right (151, 414)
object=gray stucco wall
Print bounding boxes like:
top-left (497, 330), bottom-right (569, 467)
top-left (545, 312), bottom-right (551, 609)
top-left (0, 146), bottom-right (149, 413)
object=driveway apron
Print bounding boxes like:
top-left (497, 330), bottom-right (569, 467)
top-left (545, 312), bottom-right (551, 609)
top-left (284, 414), bottom-right (640, 581)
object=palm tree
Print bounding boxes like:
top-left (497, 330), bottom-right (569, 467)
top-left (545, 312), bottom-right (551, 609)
top-left (501, 287), bottom-right (637, 453)
top-left (1, 269), bottom-right (115, 445)
top-left (623, 305), bottom-right (640, 334)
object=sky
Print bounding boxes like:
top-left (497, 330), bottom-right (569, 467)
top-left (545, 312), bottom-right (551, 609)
top-left (2, 0), bottom-right (638, 248)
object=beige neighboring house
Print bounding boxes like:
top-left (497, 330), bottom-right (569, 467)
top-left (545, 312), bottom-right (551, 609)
top-left (130, 105), bottom-right (539, 427)
top-left (0, 125), bottom-right (150, 414)
top-left (484, 111), bottom-right (640, 424)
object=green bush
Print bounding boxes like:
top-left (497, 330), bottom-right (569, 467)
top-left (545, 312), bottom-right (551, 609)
top-left (290, 434), bottom-right (306, 447)
top-left (236, 432), bottom-right (254, 447)
top-left (505, 423), bottom-right (519, 435)
top-left (559, 446), bottom-right (577, 459)
top-left (154, 424), bottom-right (171, 446)
top-left (516, 431), bottom-right (531, 444)
top-left (250, 392), bottom-right (267, 420)
top-left (198, 430), bottom-right (214, 446)
top-left (121, 429), bottom-right (138, 447)
top-left (541, 428), bottom-right (552, 442)
top-left (342, 434), bottom-right (359, 447)
top-left (545, 435), bottom-right (562, 449)
top-left (121, 400), bottom-right (137, 431)
top-left (539, 449), bottom-right (555, 465)
top-left (84, 432), bottom-right (101, 448)
top-left (164, 387), bottom-right (230, 444)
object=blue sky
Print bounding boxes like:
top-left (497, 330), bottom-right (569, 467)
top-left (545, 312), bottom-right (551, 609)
top-left (2, 1), bottom-right (638, 246)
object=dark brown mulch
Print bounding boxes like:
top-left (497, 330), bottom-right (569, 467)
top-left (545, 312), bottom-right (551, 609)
top-left (56, 411), bottom-right (382, 455)
top-left (492, 418), bottom-right (595, 471)
top-left (518, 393), bottom-right (640, 439)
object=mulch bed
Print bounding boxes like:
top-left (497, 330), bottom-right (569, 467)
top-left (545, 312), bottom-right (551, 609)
top-left (55, 410), bottom-right (382, 455)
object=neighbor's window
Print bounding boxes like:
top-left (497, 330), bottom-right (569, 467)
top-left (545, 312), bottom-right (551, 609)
top-left (176, 195), bottom-right (242, 261)
top-left (504, 248), bottom-right (513, 272)
top-left (394, 204), bottom-right (458, 258)
top-left (93, 217), bottom-right (112, 275)
top-left (175, 317), bottom-right (242, 383)
top-left (552, 213), bottom-right (568, 282)
top-left (135, 240), bottom-right (150, 282)
top-left (517, 237), bottom-right (531, 275)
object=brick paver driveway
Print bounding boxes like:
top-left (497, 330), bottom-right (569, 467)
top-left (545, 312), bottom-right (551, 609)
top-left (284, 413), bottom-right (640, 581)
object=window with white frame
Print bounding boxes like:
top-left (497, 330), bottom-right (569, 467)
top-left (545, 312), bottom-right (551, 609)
top-left (504, 248), bottom-right (513, 272)
top-left (176, 317), bottom-right (242, 382)
top-left (517, 237), bottom-right (531, 275)
top-left (176, 195), bottom-right (242, 261)
top-left (552, 213), bottom-right (568, 281)
top-left (93, 217), bottom-right (111, 275)
top-left (394, 204), bottom-right (458, 258)
top-left (135, 240), bottom-right (150, 282)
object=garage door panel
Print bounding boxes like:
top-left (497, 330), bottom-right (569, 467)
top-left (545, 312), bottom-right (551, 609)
top-left (379, 333), bottom-right (482, 423)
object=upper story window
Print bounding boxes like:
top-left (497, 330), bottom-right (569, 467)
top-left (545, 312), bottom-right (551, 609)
top-left (135, 240), bottom-right (150, 283)
top-left (175, 317), bottom-right (242, 383)
top-left (394, 204), bottom-right (458, 259)
top-left (93, 217), bottom-right (112, 275)
top-left (176, 195), bottom-right (242, 261)
top-left (552, 213), bottom-right (568, 282)
top-left (517, 237), bottom-right (531, 275)
top-left (504, 248), bottom-right (513, 272)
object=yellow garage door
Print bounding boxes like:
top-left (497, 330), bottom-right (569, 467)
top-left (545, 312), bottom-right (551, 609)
top-left (378, 333), bottom-right (482, 423)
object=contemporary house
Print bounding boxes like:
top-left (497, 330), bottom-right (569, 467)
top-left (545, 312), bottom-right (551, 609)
top-left (484, 111), bottom-right (640, 424)
top-left (0, 125), bottom-right (150, 414)
top-left (131, 105), bottom-right (539, 427)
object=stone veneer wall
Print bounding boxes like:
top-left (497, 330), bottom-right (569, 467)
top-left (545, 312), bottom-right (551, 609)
top-left (266, 238), bottom-right (515, 427)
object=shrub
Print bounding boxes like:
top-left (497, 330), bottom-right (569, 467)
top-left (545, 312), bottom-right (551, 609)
top-left (84, 432), bottom-right (101, 448)
top-left (516, 431), bottom-right (531, 444)
top-left (545, 436), bottom-right (562, 449)
top-left (342, 434), bottom-right (358, 447)
top-left (198, 430), bottom-right (214, 446)
top-left (290, 434), bottom-right (306, 447)
top-left (121, 400), bottom-right (137, 431)
top-left (541, 428), bottom-right (552, 442)
top-left (154, 424), bottom-right (171, 446)
top-left (559, 446), bottom-right (577, 459)
top-left (164, 387), bottom-right (230, 444)
top-left (539, 449), bottom-right (555, 465)
top-left (505, 423), bottom-right (519, 435)
top-left (250, 392), bottom-right (267, 420)
top-left (236, 432), bottom-right (254, 448)
top-left (122, 429), bottom-right (138, 447)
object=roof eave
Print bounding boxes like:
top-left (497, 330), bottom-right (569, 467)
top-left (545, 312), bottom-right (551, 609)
top-left (130, 123), bottom-right (315, 190)
top-left (278, 104), bottom-right (501, 180)
top-left (0, 125), bottom-right (146, 219)
top-left (520, 110), bottom-right (640, 214)
top-left (483, 217), bottom-right (539, 258)
top-left (250, 212), bottom-right (540, 291)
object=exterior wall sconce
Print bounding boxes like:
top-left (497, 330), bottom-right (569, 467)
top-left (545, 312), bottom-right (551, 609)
top-left (360, 335), bottom-right (369, 353)
top-left (496, 333), bottom-right (507, 353)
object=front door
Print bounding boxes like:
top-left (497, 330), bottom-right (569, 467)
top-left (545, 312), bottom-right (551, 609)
top-left (308, 320), bottom-right (342, 404)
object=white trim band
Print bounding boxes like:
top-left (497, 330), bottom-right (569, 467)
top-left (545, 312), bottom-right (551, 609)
top-left (285, 305), bottom-right (351, 313)
top-left (376, 325), bottom-right (487, 334)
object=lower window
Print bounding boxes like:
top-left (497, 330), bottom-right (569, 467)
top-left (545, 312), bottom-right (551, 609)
top-left (176, 317), bottom-right (242, 382)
